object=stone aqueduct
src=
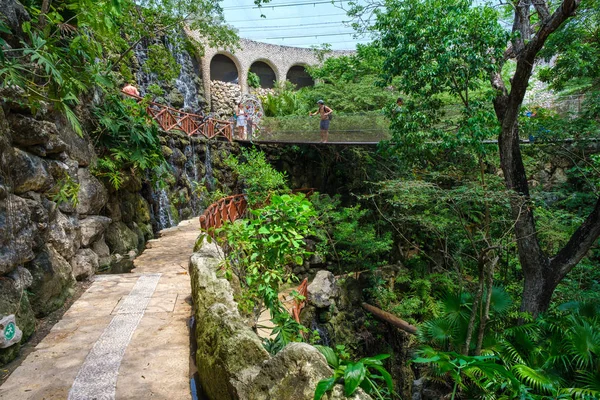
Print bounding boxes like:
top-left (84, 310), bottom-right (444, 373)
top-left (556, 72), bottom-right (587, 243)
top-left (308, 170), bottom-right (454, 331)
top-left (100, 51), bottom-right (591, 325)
top-left (186, 30), bottom-right (351, 108)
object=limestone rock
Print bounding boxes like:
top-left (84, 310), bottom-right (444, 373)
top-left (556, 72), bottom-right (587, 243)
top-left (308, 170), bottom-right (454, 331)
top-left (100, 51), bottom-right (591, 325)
top-left (7, 113), bottom-right (57, 147)
top-left (80, 216), bottom-right (112, 247)
top-left (308, 270), bottom-right (339, 308)
top-left (53, 116), bottom-right (96, 167)
top-left (76, 168), bottom-right (108, 215)
top-left (551, 168), bottom-right (568, 185)
top-left (171, 147), bottom-right (187, 166)
top-left (0, 194), bottom-right (36, 274)
top-left (246, 343), bottom-right (334, 400)
top-left (105, 221), bottom-right (139, 255)
top-left (25, 243), bottom-right (75, 317)
top-left (71, 248), bottom-right (98, 280)
top-left (48, 209), bottom-right (80, 260)
top-left (10, 148), bottom-right (54, 194)
top-left (7, 265), bottom-right (33, 293)
top-left (91, 235), bottom-right (110, 258)
top-left (0, 0), bottom-right (30, 39)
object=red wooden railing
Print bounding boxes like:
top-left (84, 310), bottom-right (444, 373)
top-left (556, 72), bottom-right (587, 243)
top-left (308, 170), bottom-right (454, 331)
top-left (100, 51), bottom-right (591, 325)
top-left (199, 189), bottom-right (315, 234)
top-left (123, 92), bottom-right (233, 141)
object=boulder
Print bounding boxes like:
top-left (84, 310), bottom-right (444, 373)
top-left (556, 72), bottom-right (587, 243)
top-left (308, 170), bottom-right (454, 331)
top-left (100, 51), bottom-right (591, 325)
top-left (105, 196), bottom-right (122, 222)
top-left (71, 248), bottom-right (99, 280)
top-left (48, 208), bottom-right (80, 260)
top-left (76, 168), bottom-right (108, 215)
top-left (171, 147), bottom-right (187, 166)
top-left (246, 343), bottom-right (334, 400)
top-left (79, 216), bottom-right (112, 247)
top-left (10, 148), bottom-right (54, 194)
top-left (91, 235), bottom-right (110, 258)
top-left (25, 243), bottom-right (75, 317)
top-left (0, 0), bottom-right (30, 40)
top-left (7, 265), bottom-right (34, 293)
top-left (308, 270), bottom-right (339, 308)
top-left (105, 221), bottom-right (139, 255)
top-left (0, 194), bottom-right (36, 274)
top-left (53, 116), bottom-right (96, 167)
top-left (7, 113), bottom-right (57, 147)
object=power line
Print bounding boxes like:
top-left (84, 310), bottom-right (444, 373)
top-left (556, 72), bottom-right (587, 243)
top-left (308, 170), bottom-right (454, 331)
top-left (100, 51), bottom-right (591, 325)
top-left (281, 39), bottom-right (370, 46)
top-left (265, 32), bottom-right (356, 39)
top-left (226, 12), bottom-right (348, 22)
top-left (223, 0), bottom-right (347, 10)
top-left (236, 20), bottom-right (350, 30)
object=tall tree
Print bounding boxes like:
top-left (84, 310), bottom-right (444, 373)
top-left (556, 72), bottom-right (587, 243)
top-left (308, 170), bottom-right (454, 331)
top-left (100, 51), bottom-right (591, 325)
top-left (369, 0), bottom-right (599, 315)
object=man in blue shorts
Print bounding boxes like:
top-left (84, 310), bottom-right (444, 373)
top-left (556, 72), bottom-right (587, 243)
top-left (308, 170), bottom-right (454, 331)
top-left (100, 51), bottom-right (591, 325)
top-left (310, 100), bottom-right (333, 143)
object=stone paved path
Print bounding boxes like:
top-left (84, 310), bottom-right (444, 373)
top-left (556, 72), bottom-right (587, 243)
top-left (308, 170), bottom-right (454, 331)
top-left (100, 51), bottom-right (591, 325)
top-left (0, 219), bottom-right (200, 400)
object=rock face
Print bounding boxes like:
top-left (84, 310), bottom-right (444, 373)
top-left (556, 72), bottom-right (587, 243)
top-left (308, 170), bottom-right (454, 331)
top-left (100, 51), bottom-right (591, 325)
top-left (105, 222), bottom-right (139, 255)
top-left (71, 248), bottom-right (99, 281)
top-left (308, 270), bottom-right (339, 308)
top-left (0, 195), bottom-right (36, 274)
top-left (189, 240), bottom-right (372, 400)
top-left (10, 148), bottom-right (54, 194)
top-left (76, 168), bottom-right (108, 215)
top-left (48, 208), bottom-right (80, 260)
top-left (79, 216), bottom-right (111, 247)
top-left (25, 243), bottom-right (75, 316)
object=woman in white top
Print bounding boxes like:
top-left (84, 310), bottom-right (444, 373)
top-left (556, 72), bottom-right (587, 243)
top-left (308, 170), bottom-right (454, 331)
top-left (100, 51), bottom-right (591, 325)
top-left (235, 102), bottom-right (247, 140)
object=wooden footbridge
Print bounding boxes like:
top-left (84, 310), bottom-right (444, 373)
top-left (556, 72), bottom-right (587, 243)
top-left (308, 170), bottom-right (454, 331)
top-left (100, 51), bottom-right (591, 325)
top-left (123, 92), bottom-right (234, 141)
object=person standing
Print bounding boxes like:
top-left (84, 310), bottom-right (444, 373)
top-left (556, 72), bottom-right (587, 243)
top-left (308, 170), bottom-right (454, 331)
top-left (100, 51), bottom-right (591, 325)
top-left (235, 102), bottom-right (247, 140)
top-left (309, 100), bottom-right (333, 143)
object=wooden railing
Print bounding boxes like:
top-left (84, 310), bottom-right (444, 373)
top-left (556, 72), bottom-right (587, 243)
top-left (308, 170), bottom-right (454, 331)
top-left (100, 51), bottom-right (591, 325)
top-left (199, 188), bottom-right (315, 234)
top-left (123, 92), bottom-right (233, 141)
top-left (291, 278), bottom-right (308, 324)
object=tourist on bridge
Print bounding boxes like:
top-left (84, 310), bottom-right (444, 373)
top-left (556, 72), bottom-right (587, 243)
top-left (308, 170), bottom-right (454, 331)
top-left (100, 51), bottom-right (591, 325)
top-left (235, 102), bottom-right (247, 140)
top-left (310, 100), bottom-right (333, 143)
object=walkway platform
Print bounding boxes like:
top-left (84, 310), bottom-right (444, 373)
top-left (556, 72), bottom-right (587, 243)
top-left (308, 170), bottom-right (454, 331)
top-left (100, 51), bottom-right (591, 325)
top-left (0, 219), bottom-right (200, 400)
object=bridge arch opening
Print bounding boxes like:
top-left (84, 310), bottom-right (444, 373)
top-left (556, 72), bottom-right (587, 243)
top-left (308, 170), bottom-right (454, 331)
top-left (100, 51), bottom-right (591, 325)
top-left (249, 61), bottom-right (276, 89)
top-left (286, 65), bottom-right (314, 89)
top-left (210, 54), bottom-right (239, 83)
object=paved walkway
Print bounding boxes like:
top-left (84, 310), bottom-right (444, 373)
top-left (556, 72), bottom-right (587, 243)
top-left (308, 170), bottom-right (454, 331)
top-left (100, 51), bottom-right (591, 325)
top-left (0, 219), bottom-right (200, 400)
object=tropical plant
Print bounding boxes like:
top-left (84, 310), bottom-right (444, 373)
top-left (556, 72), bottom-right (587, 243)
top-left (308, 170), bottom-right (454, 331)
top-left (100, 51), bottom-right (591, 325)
top-left (92, 95), bottom-right (164, 188)
top-left (224, 148), bottom-right (288, 206)
top-left (314, 345), bottom-right (395, 400)
top-left (49, 173), bottom-right (80, 207)
top-left (248, 71), bottom-right (261, 89)
top-left (216, 193), bottom-right (316, 325)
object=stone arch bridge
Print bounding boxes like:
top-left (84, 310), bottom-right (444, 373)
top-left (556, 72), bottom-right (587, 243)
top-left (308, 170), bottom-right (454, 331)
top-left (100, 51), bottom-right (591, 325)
top-left (185, 31), bottom-right (351, 108)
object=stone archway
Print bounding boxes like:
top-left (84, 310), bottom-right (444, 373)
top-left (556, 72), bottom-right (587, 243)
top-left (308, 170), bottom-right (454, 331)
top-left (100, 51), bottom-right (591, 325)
top-left (286, 65), bottom-right (314, 89)
top-left (210, 54), bottom-right (239, 83)
top-left (249, 61), bottom-right (277, 89)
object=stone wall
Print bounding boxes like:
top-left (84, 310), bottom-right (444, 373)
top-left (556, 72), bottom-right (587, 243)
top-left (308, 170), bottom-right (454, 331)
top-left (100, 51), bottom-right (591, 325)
top-left (210, 81), bottom-right (242, 117)
top-left (189, 239), bottom-right (371, 400)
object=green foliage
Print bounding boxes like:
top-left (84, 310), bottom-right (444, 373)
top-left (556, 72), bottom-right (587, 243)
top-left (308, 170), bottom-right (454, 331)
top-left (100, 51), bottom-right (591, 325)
top-left (225, 148), bottom-right (288, 206)
top-left (414, 298), bottom-right (600, 399)
top-left (310, 194), bottom-right (392, 273)
top-left (537, 0), bottom-right (600, 91)
top-left (216, 193), bottom-right (316, 343)
top-left (49, 173), bottom-right (80, 207)
top-left (248, 71), bottom-right (260, 89)
top-left (143, 44), bottom-right (180, 83)
top-left (92, 95), bottom-right (164, 188)
top-left (314, 345), bottom-right (394, 400)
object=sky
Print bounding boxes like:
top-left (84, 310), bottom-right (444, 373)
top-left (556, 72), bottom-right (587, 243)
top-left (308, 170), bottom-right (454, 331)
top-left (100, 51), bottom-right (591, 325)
top-left (219, 0), bottom-right (372, 50)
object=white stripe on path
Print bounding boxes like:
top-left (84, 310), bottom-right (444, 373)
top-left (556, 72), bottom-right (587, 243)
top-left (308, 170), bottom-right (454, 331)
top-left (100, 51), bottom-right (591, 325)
top-left (68, 273), bottom-right (162, 400)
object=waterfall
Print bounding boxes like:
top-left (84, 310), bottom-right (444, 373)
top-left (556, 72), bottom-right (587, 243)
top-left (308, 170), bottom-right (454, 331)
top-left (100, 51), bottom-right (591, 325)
top-left (204, 144), bottom-right (214, 192)
top-left (154, 184), bottom-right (175, 230)
top-left (167, 36), bottom-right (201, 112)
top-left (133, 39), bottom-right (156, 95)
top-left (310, 320), bottom-right (331, 346)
